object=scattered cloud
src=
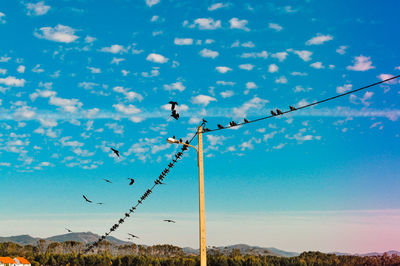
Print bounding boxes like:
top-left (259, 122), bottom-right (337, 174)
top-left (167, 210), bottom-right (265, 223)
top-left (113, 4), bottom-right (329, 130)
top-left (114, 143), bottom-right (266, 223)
top-left (163, 81), bottom-right (186, 92)
top-left (310, 62), bottom-right (324, 69)
top-left (216, 81), bottom-right (235, 86)
top-left (34, 24), bottom-right (78, 43)
top-left (208, 3), bottom-right (230, 11)
top-left (145, 0), bottom-right (160, 7)
top-left (292, 50), bottom-right (312, 61)
top-left (336, 84), bottom-right (352, 93)
top-left (347, 55), bottom-right (375, 71)
top-left (17, 65), bottom-right (25, 73)
top-left (306, 34), bottom-right (333, 45)
top-left (244, 81), bottom-right (257, 95)
top-left (268, 64), bottom-right (278, 73)
top-left (146, 53), bottom-right (168, 63)
top-left (271, 52), bottom-right (288, 62)
top-left (113, 103), bottom-right (141, 115)
top-left (0, 12), bottom-right (6, 24)
top-left (229, 18), bottom-right (250, 31)
top-left (275, 76), bottom-right (288, 84)
top-left (191, 18), bottom-right (221, 30)
top-left (220, 90), bottom-right (234, 98)
top-left (378, 74), bottom-right (398, 84)
top-left (192, 94), bottom-right (217, 106)
top-left (239, 64), bottom-right (254, 70)
top-left (269, 23), bottom-right (283, 31)
top-left (240, 51), bottom-right (268, 59)
top-left (233, 96), bottom-right (268, 117)
top-left (174, 38), bottom-right (193, 45)
top-left (26, 1), bottom-right (50, 16)
top-left (336, 45), bottom-right (348, 55)
top-left (87, 66), bottom-right (101, 74)
top-left (216, 66), bottom-right (232, 73)
top-left (0, 76), bottom-right (26, 87)
top-left (199, 48), bottom-right (219, 59)
top-left (113, 86), bottom-right (144, 101)
top-left (100, 44), bottom-right (128, 54)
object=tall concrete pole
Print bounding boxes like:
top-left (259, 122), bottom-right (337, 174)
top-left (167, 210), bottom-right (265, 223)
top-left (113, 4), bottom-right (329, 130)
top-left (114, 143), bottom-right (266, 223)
top-left (197, 126), bottom-right (207, 266)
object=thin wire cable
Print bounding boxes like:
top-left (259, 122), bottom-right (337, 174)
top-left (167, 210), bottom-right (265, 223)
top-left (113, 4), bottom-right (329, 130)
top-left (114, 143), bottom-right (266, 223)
top-left (204, 75), bottom-right (400, 133)
top-left (84, 125), bottom-right (201, 253)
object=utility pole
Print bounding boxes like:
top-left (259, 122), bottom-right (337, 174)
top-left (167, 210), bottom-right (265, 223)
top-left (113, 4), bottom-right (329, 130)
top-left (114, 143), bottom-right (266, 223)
top-left (197, 125), bottom-right (207, 266)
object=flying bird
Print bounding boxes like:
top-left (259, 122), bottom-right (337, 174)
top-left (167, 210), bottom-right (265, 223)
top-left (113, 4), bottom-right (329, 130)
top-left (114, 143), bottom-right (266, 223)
top-left (270, 110), bottom-right (277, 116)
top-left (169, 101), bottom-right (178, 110)
top-left (171, 110), bottom-right (180, 120)
top-left (289, 106), bottom-right (296, 111)
top-left (97, 202), bottom-right (104, 205)
top-left (103, 179), bottom-right (112, 183)
top-left (217, 124), bottom-right (224, 129)
top-left (163, 219), bottom-right (176, 223)
top-left (128, 233), bottom-right (139, 239)
top-left (110, 148), bottom-right (120, 157)
top-left (82, 195), bottom-right (92, 203)
top-left (244, 118), bottom-right (249, 123)
top-left (128, 178), bottom-right (135, 186)
top-left (65, 228), bottom-right (72, 233)
top-left (276, 109), bottom-right (283, 115)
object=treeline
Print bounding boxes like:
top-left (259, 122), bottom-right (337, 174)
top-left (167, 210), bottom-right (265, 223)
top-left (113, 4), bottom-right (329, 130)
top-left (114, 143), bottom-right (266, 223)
top-left (1, 241), bottom-right (400, 265)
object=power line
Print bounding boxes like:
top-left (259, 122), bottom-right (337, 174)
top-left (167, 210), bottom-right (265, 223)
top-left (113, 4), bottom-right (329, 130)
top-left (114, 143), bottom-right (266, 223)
top-left (84, 125), bottom-right (201, 253)
top-left (204, 75), bottom-right (400, 133)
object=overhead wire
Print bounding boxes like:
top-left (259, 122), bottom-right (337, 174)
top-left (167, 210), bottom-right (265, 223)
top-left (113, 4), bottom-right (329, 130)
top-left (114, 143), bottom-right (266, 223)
top-left (204, 75), bottom-right (400, 133)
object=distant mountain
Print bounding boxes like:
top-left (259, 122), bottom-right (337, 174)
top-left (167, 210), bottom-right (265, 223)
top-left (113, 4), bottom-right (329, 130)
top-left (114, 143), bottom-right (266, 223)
top-left (183, 244), bottom-right (299, 257)
top-left (330, 250), bottom-right (400, 257)
top-left (0, 232), bottom-right (130, 246)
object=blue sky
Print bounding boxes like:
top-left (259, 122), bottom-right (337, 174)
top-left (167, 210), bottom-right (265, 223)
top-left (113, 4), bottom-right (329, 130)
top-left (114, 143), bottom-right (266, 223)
top-left (1, 0), bottom-right (400, 253)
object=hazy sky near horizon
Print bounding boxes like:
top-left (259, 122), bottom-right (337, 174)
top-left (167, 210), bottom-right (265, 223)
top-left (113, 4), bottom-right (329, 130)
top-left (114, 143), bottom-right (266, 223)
top-left (1, 0), bottom-right (400, 254)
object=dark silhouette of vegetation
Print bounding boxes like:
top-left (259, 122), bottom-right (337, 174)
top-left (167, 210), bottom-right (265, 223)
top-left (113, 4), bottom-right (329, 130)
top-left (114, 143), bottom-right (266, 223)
top-left (1, 241), bottom-right (400, 265)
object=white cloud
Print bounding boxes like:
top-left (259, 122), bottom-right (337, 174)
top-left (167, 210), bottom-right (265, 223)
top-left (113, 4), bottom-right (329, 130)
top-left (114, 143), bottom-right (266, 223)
top-left (208, 3), bottom-right (230, 11)
top-left (378, 74), bottom-right (398, 84)
top-left (85, 36), bottom-right (96, 43)
top-left (0, 12), bottom-right (6, 24)
top-left (174, 38), bottom-right (193, 45)
top-left (0, 68), bottom-right (6, 74)
top-left (111, 57), bottom-right (125, 64)
top-left (163, 81), bottom-right (185, 92)
top-left (0, 56), bottom-right (11, 62)
top-left (192, 18), bottom-right (221, 30)
top-left (113, 86), bottom-right (143, 101)
top-left (34, 24), bottom-right (78, 43)
top-left (244, 81), bottom-right (257, 95)
top-left (26, 1), bottom-right (50, 16)
top-left (336, 84), bottom-right (352, 94)
top-left (241, 51), bottom-right (268, 59)
top-left (336, 45), bottom-right (348, 55)
top-left (87, 66), bottom-right (101, 73)
top-left (192, 94), bottom-right (217, 106)
top-left (216, 81), bottom-right (235, 86)
top-left (220, 90), bottom-right (234, 98)
top-left (145, 0), bottom-right (160, 7)
top-left (106, 123), bottom-right (124, 135)
top-left (269, 23), bottom-right (283, 31)
top-left (141, 67), bottom-right (160, 77)
top-left (291, 71), bottom-right (308, 76)
top-left (216, 66), bottom-right (232, 73)
top-left (13, 105), bottom-right (36, 120)
top-left (233, 96), bottom-right (268, 117)
top-left (241, 41), bottom-right (255, 48)
top-left (49, 96), bottom-right (83, 112)
top-left (0, 76), bottom-right (25, 87)
top-left (32, 64), bottom-right (44, 73)
top-left (268, 64), bottom-right (278, 73)
top-left (275, 76), bottom-right (288, 84)
top-left (146, 53), bottom-right (168, 63)
top-left (347, 55), bottom-right (375, 71)
top-left (229, 18), bottom-right (250, 31)
top-left (310, 62), bottom-right (324, 69)
top-left (100, 44), bottom-right (128, 54)
top-left (17, 65), bottom-right (25, 73)
top-left (271, 52), bottom-right (288, 62)
top-left (292, 50), bottom-right (312, 62)
top-left (199, 48), bottom-right (219, 59)
top-left (239, 64), bottom-right (254, 70)
top-left (306, 34), bottom-right (333, 45)
top-left (161, 103), bottom-right (189, 112)
top-left (113, 103), bottom-right (141, 115)
top-left (294, 85), bottom-right (312, 93)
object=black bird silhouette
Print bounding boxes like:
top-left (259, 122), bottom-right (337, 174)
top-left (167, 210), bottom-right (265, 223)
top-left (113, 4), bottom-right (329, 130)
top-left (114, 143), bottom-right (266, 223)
top-left (203, 127), bottom-right (210, 132)
top-left (128, 178), bottom-right (135, 185)
top-left (82, 195), bottom-right (92, 203)
top-left (103, 179), bottom-right (112, 183)
top-left (97, 202), bottom-right (104, 205)
top-left (276, 109), bottom-right (283, 115)
top-left (202, 118), bottom-right (208, 123)
top-left (289, 106), bottom-right (296, 111)
top-left (229, 121), bottom-right (237, 126)
top-left (171, 110), bottom-right (180, 120)
top-left (65, 228), bottom-right (72, 233)
top-left (271, 110), bottom-right (277, 116)
top-left (110, 148), bottom-right (120, 157)
top-left (244, 118), bottom-right (249, 123)
top-left (128, 233), bottom-right (139, 239)
top-left (163, 219), bottom-right (176, 223)
top-left (217, 124), bottom-right (224, 129)
top-left (169, 101), bottom-right (178, 110)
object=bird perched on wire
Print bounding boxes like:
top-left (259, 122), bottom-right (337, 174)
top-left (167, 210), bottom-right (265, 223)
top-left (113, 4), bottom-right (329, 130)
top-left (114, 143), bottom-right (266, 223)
top-left (169, 101), bottom-right (178, 110)
top-left (203, 127), bottom-right (210, 132)
top-left (103, 179), bottom-right (112, 183)
top-left (171, 110), bottom-right (180, 120)
top-left (271, 110), bottom-right (277, 116)
top-left (202, 118), bottom-right (208, 124)
top-left (128, 178), bottom-right (135, 186)
top-left (217, 124), bottom-right (224, 129)
top-left (110, 148), bottom-right (120, 157)
top-left (244, 118), bottom-right (249, 123)
top-left (289, 106), bottom-right (296, 111)
top-left (82, 195), bottom-right (92, 203)
top-left (65, 228), bottom-right (72, 233)
top-left (229, 121), bottom-right (237, 126)
top-left (276, 109), bottom-right (283, 115)
top-left (163, 219), bottom-right (176, 223)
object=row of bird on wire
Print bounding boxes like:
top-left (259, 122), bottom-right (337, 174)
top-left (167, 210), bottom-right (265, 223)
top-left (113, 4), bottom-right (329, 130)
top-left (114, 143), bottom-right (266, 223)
top-left (84, 128), bottom-right (195, 252)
